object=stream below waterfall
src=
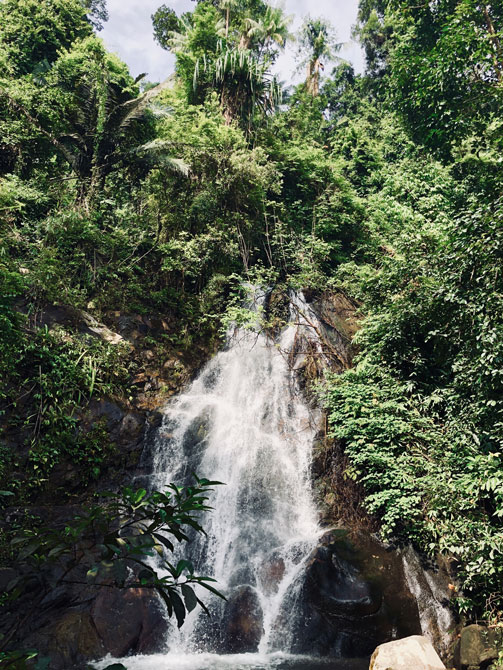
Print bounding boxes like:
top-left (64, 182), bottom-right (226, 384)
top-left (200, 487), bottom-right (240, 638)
top-left (93, 291), bottom-right (449, 670)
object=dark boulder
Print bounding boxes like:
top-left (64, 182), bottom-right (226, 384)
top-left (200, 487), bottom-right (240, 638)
top-left (258, 553), bottom-right (286, 596)
top-left (276, 530), bottom-right (421, 659)
top-left (19, 587), bottom-right (166, 669)
top-left (455, 624), bottom-right (503, 670)
top-left (46, 611), bottom-right (105, 669)
top-left (91, 586), bottom-right (166, 657)
top-left (220, 585), bottom-right (264, 653)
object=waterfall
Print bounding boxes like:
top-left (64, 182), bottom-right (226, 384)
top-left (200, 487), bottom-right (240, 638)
top-left (94, 290), bottom-right (443, 670)
top-left (150, 290), bottom-right (323, 656)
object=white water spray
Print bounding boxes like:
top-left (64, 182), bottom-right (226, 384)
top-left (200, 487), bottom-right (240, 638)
top-left (148, 291), bottom-right (323, 656)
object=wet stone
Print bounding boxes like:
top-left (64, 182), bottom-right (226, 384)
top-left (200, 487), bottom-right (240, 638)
top-left (278, 530), bottom-right (422, 659)
top-left (220, 585), bottom-right (264, 653)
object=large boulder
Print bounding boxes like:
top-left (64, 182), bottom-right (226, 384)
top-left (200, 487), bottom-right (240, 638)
top-left (91, 586), bottom-right (165, 657)
top-left (46, 611), bottom-right (105, 669)
top-left (22, 587), bottom-right (166, 669)
top-left (370, 635), bottom-right (446, 670)
top-left (457, 624), bottom-right (503, 669)
top-left (400, 545), bottom-right (457, 660)
top-left (277, 530), bottom-right (421, 658)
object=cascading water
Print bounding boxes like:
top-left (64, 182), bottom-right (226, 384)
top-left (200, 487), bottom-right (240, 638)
top-left (150, 290), bottom-right (322, 657)
top-left (94, 292), bottom-right (371, 669)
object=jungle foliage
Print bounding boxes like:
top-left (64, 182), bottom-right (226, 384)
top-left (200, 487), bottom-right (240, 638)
top-left (0, 0), bottom-right (502, 631)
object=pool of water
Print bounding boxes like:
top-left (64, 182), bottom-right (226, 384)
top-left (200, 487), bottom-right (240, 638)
top-left (93, 652), bottom-right (370, 670)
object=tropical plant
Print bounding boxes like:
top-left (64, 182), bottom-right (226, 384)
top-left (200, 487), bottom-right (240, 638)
top-left (240, 5), bottom-right (292, 53)
top-left (153, 0), bottom-right (287, 128)
top-left (0, 35), bottom-right (186, 207)
top-left (387, 0), bottom-right (503, 154)
top-left (296, 17), bottom-right (341, 96)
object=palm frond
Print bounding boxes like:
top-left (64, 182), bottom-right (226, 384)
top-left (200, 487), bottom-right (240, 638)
top-left (116, 78), bottom-right (175, 132)
top-left (135, 139), bottom-right (190, 176)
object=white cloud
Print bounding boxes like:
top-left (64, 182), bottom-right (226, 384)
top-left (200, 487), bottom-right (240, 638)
top-left (100, 0), bottom-right (363, 85)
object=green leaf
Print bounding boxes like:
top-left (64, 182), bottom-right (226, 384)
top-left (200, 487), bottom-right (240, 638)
top-left (175, 559), bottom-right (194, 577)
top-left (181, 583), bottom-right (198, 613)
top-left (169, 588), bottom-right (186, 628)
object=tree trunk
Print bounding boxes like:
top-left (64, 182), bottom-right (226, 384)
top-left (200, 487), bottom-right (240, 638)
top-left (482, 5), bottom-right (503, 84)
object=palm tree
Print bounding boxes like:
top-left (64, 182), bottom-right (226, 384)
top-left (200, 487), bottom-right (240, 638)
top-left (240, 5), bottom-right (292, 54)
top-left (58, 70), bottom-right (182, 205)
top-left (297, 17), bottom-right (341, 96)
top-left (211, 43), bottom-right (282, 125)
top-left (160, 0), bottom-right (285, 129)
top-left (1, 42), bottom-right (185, 208)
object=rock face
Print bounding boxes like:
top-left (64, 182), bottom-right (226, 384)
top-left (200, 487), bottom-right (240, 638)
top-left (280, 530), bottom-right (422, 658)
top-left (370, 635), bottom-right (446, 670)
top-left (197, 583), bottom-right (265, 654)
top-left (91, 587), bottom-right (165, 657)
top-left (456, 624), bottom-right (503, 669)
top-left (401, 546), bottom-right (457, 661)
top-left (24, 587), bottom-right (165, 669)
top-left (220, 585), bottom-right (264, 653)
top-left (46, 611), bottom-right (105, 669)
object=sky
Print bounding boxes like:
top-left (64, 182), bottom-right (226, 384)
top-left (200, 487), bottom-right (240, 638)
top-left (100, 0), bottom-right (364, 86)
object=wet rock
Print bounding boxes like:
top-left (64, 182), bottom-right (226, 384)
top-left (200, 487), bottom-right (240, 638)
top-left (401, 546), bottom-right (457, 660)
top-left (91, 587), bottom-right (165, 657)
top-left (369, 635), bottom-right (445, 670)
top-left (311, 290), bottom-right (359, 373)
top-left (119, 413), bottom-right (144, 440)
top-left (46, 611), bottom-right (105, 669)
top-left (258, 554), bottom-right (286, 596)
top-left (281, 530), bottom-right (421, 658)
top-left (304, 538), bottom-right (382, 619)
top-left (457, 624), bottom-right (503, 669)
top-left (220, 585), bottom-right (264, 653)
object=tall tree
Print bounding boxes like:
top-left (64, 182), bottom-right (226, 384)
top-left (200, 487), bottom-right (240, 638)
top-left (152, 0), bottom-right (288, 129)
top-left (240, 4), bottom-right (292, 52)
top-left (0, 0), bottom-right (92, 75)
top-left (152, 4), bottom-right (181, 49)
top-left (0, 37), bottom-right (180, 206)
top-left (352, 0), bottom-right (391, 80)
top-left (296, 17), bottom-right (340, 96)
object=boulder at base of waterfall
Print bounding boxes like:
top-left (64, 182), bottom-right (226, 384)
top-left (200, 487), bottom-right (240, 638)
top-left (281, 530), bottom-right (421, 658)
top-left (91, 586), bottom-right (166, 657)
top-left (457, 624), bottom-right (503, 669)
top-left (258, 552), bottom-right (286, 596)
top-left (220, 585), bottom-right (264, 653)
top-left (369, 635), bottom-right (446, 670)
top-left (46, 611), bottom-right (105, 669)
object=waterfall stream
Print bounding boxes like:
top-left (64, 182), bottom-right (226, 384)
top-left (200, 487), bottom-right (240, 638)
top-left (149, 292), bottom-right (322, 657)
top-left (94, 293), bottom-right (370, 668)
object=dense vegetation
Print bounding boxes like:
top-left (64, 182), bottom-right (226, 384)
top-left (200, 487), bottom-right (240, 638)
top-left (0, 0), bottom-right (502, 643)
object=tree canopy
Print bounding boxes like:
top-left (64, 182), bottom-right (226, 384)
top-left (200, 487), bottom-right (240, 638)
top-left (1, 0), bottom-right (503, 658)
